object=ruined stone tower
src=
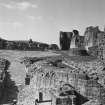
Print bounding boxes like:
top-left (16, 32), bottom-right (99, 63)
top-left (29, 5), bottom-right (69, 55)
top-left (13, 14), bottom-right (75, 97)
top-left (84, 26), bottom-right (100, 50)
top-left (60, 31), bottom-right (73, 50)
top-left (84, 26), bottom-right (105, 60)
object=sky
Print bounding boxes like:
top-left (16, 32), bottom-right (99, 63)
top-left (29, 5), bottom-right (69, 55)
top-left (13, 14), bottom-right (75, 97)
top-left (0, 0), bottom-right (105, 45)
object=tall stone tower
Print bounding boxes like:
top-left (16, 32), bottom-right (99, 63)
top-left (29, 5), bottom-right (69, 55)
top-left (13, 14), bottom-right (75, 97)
top-left (97, 31), bottom-right (105, 60)
top-left (104, 25), bottom-right (105, 32)
top-left (59, 31), bottom-right (73, 50)
top-left (84, 26), bottom-right (105, 60)
top-left (84, 26), bottom-right (100, 50)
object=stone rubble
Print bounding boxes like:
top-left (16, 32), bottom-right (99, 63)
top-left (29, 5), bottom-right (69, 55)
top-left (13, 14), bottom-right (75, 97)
top-left (17, 55), bottom-right (105, 105)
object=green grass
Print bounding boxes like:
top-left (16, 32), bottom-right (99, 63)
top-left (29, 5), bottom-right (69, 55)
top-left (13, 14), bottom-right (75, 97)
top-left (0, 49), bottom-right (97, 86)
top-left (54, 50), bottom-right (97, 62)
top-left (0, 50), bottom-right (59, 85)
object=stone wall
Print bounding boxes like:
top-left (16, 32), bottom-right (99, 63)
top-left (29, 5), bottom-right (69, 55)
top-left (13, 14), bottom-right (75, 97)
top-left (97, 32), bottom-right (105, 60)
top-left (33, 71), bottom-right (105, 104)
top-left (18, 56), bottom-right (105, 105)
top-left (60, 31), bottom-right (73, 50)
top-left (0, 58), bottom-right (10, 98)
top-left (23, 58), bottom-right (105, 103)
top-left (88, 46), bottom-right (98, 57)
top-left (84, 26), bottom-right (105, 60)
top-left (84, 26), bottom-right (100, 50)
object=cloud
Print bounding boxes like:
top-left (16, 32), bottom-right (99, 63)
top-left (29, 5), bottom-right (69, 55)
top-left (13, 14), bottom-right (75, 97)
top-left (13, 22), bottom-right (23, 28)
top-left (0, 1), bottom-right (38, 10)
top-left (0, 21), bottom-right (23, 29)
top-left (16, 2), bottom-right (38, 10)
top-left (1, 4), bottom-right (14, 9)
top-left (28, 16), bottom-right (43, 21)
top-left (28, 16), bottom-right (36, 20)
top-left (37, 16), bottom-right (43, 20)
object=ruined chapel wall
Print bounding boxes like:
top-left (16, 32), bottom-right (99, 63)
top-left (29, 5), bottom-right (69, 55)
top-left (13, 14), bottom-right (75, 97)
top-left (84, 26), bottom-right (100, 50)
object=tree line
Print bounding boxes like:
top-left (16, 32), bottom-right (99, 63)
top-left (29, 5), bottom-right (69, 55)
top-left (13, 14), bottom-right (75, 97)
top-left (0, 38), bottom-right (50, 51)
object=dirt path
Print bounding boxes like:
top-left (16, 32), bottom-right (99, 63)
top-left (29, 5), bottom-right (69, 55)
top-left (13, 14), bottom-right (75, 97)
top-left (9, 61), bottom-right (26, 86)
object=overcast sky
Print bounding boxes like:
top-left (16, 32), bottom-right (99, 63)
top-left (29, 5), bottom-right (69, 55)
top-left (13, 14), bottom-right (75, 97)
top-left (0, 0), bottom-right (105, 45)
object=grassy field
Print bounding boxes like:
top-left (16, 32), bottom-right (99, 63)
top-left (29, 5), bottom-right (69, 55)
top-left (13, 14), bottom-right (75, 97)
top-left (0, 50), bottom-right (60, 85)
top-left (0, 49), bottom-right (97, 85)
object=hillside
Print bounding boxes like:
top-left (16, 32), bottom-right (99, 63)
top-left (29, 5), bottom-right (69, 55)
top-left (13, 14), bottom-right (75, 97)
top-left (0, 38), bottom-right (59, 50)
